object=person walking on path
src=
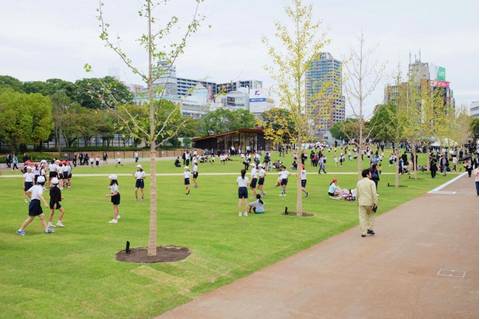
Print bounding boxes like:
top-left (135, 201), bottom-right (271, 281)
top-left (474, 167), bottom-right (479, 196)
top-left (356, 169), bottom-right (378, 238)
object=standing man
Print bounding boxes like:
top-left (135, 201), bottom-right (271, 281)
top-left (356, 169), bottom-right (378, 238)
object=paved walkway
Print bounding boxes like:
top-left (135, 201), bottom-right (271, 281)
top-left (157, 176), bottom-right (478, 319)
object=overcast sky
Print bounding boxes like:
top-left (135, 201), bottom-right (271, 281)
top-left (1, 0), bottom-right (478, 117)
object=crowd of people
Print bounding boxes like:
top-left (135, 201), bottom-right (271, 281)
top-left (10, 141), bottom-right (479, 236)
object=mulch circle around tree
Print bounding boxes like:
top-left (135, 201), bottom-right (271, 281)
top-left (116, 246), bottom-right (191, 263)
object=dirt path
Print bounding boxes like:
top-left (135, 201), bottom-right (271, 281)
top-left (157, 175), bottom-right (478, 319)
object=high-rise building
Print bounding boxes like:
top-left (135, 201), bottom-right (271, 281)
top-left (305, 52), bottom-right (345, 138)
top-left (384, 57), bottom-right (455, 110)
top-left (470, 101), bottom-right (479, 117)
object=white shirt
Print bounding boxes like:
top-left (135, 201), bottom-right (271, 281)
top-left (300, 170), bottom-right (307, 180)
top-left (48, 163), bottom-right (57, 172)
top-left (258, 168), bottom-right (266, 178)
top-left (63, 165), bottom-right (70, 174)
top-left (184, 171), bottom-right (191, 179)
top-left (237, 176), bottom-right (249, 187)
top-left (28, 185), bottom-right (43, 200)
top-left (251, 167), bottom-right (258, 179)
top-left (24, 172), bottom-right (34, 182)
top-left (135, 171), bottom-right (145, 180)
top-left (192, 165), bottom-right (198, 173)
top-left (280, 170), bottom-right (289, 180)
top-left (110, 184), bottom-right (119, 194)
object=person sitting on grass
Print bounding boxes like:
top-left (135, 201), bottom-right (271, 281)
top-left (248, 194), bottom-right (265, 214)
top-left (174, 156), bottom-right (181, 167)
top-left (16, 176), bottom-right (54, 236)
top-left (328, 178), bottom-right (339, 197)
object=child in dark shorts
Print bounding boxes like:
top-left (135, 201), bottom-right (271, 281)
top-left (16, 176), bottom-right (54, 236)
top-left (48, 177), bottom-right (65, 228)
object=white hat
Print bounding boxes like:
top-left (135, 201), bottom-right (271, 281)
top-left (51, 177), bottom-right (59, 185)
top-left (37, 176), bottom-right (46, 184)
top-left (109, 174), bottom-right (118, 180)
top-left (136, 164), bottom-right (142, 169)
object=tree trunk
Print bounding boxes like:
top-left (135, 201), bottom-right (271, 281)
top-left (295, 135), bottom-right (303, 216)
top-left (395, 145), bottom-right (400, 188)
top-left (146, 1), bottom-right (157, 257)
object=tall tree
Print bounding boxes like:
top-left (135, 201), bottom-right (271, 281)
top-left (259, 108), bottom-right (296, 148)
top-left (343, 34), bottom-right (384, 178)
top-left (0, 75), bottom-right (24, 92)
top-left (74, 76), bottom-right (133, 108)
top-left (264, 0), bottom-right (332, 215)
top-left (0, 90), bottom-right (52, 151)
top-left (96, 0), bottom-right (204, 256)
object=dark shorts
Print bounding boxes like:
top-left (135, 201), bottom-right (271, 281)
top-left (58, 173), bottom-right (64, 179)
top-left (49, 200), bottom-right (62, 210)
top-left (29, 199), bottom-right (43, 216)
top-left (250, 178), bottom-right (258, 188)
top-left (258, 177), bottom-right (265, 185)
top-left (111, 193), bottom-right (121, 205)
top-left (328, 192), bottom-right (335, 196)
top-left (238, 187), bottom-right (248, 199)
top-left (135, 179), bottom-right (144, 189)
top-left (193, 172), bottom-right (198, 179)
top-left (63, 173), bottom-right (69, 180)
top-left (301, 179), bottom-right (307, 188)
top-left (281, 178), bottom-right (288, 186)
top-left (24, 182), bottom-right (33, 192)
top-left (184, 178), bottom-right (190, 185)
top-left (49, 172), bottom-right (57, 178)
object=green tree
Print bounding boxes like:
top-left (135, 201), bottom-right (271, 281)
top-left (471, 117), bottom-right (479, 140)
top-left (0, 75), bottom-right (24, 92)
top-left (368, 104), bottom-right (396, 143)
top-left (199, 108), bottom-right (236, 135)
top-left (264, 0), bottom-right (331, 216)
top-left (0, 90), bottom-right (52, 150)
top-left (231, 109), bottom-right (256, 130)
top-left (74, 76), bottom-right (133, 109)
top-left (259, 108), bottom-right (296, 147)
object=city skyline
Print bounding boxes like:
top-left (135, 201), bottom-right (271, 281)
top-left (1, 0), bottom-right (478, 118)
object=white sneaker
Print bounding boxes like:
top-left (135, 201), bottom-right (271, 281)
top-left (238, 212), bottom-right (243, 217)
top-left (48, 222), bottom-right (56, 228)
top-left (243, 212), bottom-right (248, 217)
top-left (56, 221), bottom-right (64, 227)
top-left (108, 219), bottom-right (118, 224)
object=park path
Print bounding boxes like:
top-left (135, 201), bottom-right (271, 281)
top-left (157, 175), bottom-right (478, 319)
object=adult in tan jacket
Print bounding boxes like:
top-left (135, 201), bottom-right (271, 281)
top-left (356, 169), bottom-right (379, 237)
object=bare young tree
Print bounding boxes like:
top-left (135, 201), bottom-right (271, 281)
top-left (263, 0), bottom-right (334, 216)
top-left (95, 0), bottom-right (205, 256)
top-left (343, 33), bottom-right (384, 178)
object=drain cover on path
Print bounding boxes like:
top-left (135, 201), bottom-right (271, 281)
top-left (437, 269), bottom-right (466, 278)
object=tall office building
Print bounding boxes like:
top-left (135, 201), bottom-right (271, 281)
top-left (384, 56), bottom-right (455, 110)
top-left (305, 52), bottom-right (345, 138)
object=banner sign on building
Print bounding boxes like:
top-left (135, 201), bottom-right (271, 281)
top-left (431, 80), bottom-right (450, 88)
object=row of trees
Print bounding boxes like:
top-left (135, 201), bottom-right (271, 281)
top-left (0, 75), bottom-right (133, 109)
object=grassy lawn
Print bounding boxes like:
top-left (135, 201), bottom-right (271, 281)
top-left (0, 150), bottom-right (460, 319)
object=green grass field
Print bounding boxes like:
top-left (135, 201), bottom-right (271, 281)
top-left (0, 151), bottom-right (460, 319)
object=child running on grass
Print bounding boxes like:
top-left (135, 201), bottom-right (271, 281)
top-left (16, 176), bottom-right (54, 236)
top-left (107, 175), bottom-right (121, 224)
top-left (23, 166), bottom-right (35, 202)
top-left (257, 164), bottom-right (266, 196)
top-left (237, 169), bottom-right (249, 216)
top-left (184, 166), bottom-right (191, 195)
top-left (48, 177), bottom-right (65, 228)
top-left (192, 162), bottom-right (199, 188)
top-left (277, 166), bottom-right (289, 196)
top-left (300, 164), bottom-right (309, 197)
top-left (134, 165), bottom-right (146, 200)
